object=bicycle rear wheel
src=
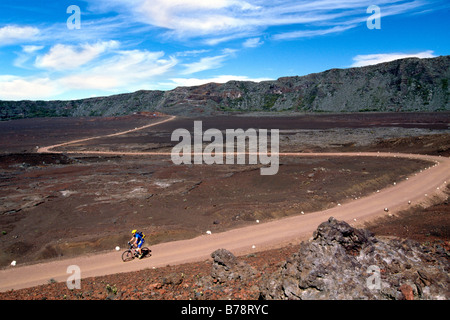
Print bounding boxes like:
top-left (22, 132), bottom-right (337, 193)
top-left (141, 247), bottom-right (151, 258)
top-left (122, 249), bottom-right (134, 262)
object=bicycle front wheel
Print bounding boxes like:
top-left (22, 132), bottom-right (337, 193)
top-left (122, 250), bottom-right (134, 262)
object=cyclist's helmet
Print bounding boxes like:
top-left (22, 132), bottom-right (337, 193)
top-left (131, 229), bottom-right (137, 234)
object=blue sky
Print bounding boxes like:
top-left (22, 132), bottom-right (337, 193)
top-left (0, 0), bottom-right (449, 101)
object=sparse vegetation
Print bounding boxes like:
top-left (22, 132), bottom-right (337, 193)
top-left (106, 284), bottom-right (118, 295)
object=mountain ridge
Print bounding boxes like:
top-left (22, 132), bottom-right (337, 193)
top-left (1, 55), bottom-right (449, 120)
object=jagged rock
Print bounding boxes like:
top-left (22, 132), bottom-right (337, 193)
top-left (312, 216), bottom-right (377, 255)
top-left (211, 248), bottom-right (256, 283)
top-left (259, 217), bottom-right (450, 300)
top-left (161, 272), bottom-right (184, 286)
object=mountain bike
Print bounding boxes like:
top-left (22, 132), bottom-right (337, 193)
top-left (122, 242), bottom-right (151, 262)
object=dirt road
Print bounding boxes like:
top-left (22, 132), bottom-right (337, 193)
top-left (1, 116), bottom-right (449, 292)
top-left (36, 115), bottom-right (177, 154)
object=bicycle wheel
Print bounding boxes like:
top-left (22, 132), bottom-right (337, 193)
top-left (122, 249), bottom-right (134, 262)
top-left (141, 247), bottom-right (151, 258)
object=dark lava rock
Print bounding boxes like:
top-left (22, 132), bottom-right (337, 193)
top-left (211, 248), bottom-right (256, 283)
top-left (259, 217), bottom-right (450, 300)
top-left (312, 216), bottom-right (377, 255)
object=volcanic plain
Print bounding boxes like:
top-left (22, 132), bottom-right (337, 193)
top-left (0, 112), bottom-right (448, 271)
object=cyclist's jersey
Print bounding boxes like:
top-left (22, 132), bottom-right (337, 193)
top-left (134, 232), bottom-right (144, 244)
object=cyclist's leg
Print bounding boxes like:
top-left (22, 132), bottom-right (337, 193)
top-left (137, 240), bottom-right (143, 256)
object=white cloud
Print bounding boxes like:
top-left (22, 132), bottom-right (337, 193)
top-left (59, 74), bottom-right (120, 91)
top-left (0, 76), bottom-right (61, 100)
top-left (181, 55), bottom-right (226, 75)
top-left (134, 0), bottom-right (260, 33)
top-left (0, 25), bottom-right (40, 46)
top-left (59, 49), bottom-right (177, 91)
top-left (351, 50), bottom-right (436, 67)
top-left (2, 44), bottom-right (178, 100)
top-left (35, 41), bottom-right (120, 71)
top-left (181, 49), bottom-right (236, 75)
top-left (86, 0), bottom-right (432, 44)
top-left (273, 25), bottom-right (356, 40)
top-left (13, 45), bottom-right (45, 68)
top-left (243, 37), bottom-right (264, 48)
top-left (22, 45), bottom-right (44, 53)
top-left (176, 49), bottom-right (211, 57)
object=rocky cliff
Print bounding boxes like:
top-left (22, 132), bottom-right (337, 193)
top-left (1, 55), bottom-right (449, 120)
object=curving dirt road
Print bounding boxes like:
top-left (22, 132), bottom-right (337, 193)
top-left (1, 116), bottom-right (449, 292)
top-left (36, 115), bottom-right (177, 154)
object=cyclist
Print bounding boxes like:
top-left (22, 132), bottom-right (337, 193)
top-left (129, 229), bottom-right (145, 259)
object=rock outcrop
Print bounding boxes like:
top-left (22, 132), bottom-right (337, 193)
top-left (210, 248), bottom-right (256, 283)
top-left (259, 217), bottom-right (449, 300)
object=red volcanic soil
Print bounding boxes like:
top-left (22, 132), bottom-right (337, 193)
top-left (0, 112), bottom-right (448, 300)
top-left (151, 112), bottom-right (450, 131)
top-left (1, 112), bottom-right (448, 154)
top-left (0, 113), bottom-right (161, 154)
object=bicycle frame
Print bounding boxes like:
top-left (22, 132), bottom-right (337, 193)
top-left (128, 243), bottom-right (139, 257)
top-left (122, 242), bottom-right (150, 262)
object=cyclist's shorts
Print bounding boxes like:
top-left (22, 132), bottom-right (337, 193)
top-left (137, 239), bottom-right (144, 248)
